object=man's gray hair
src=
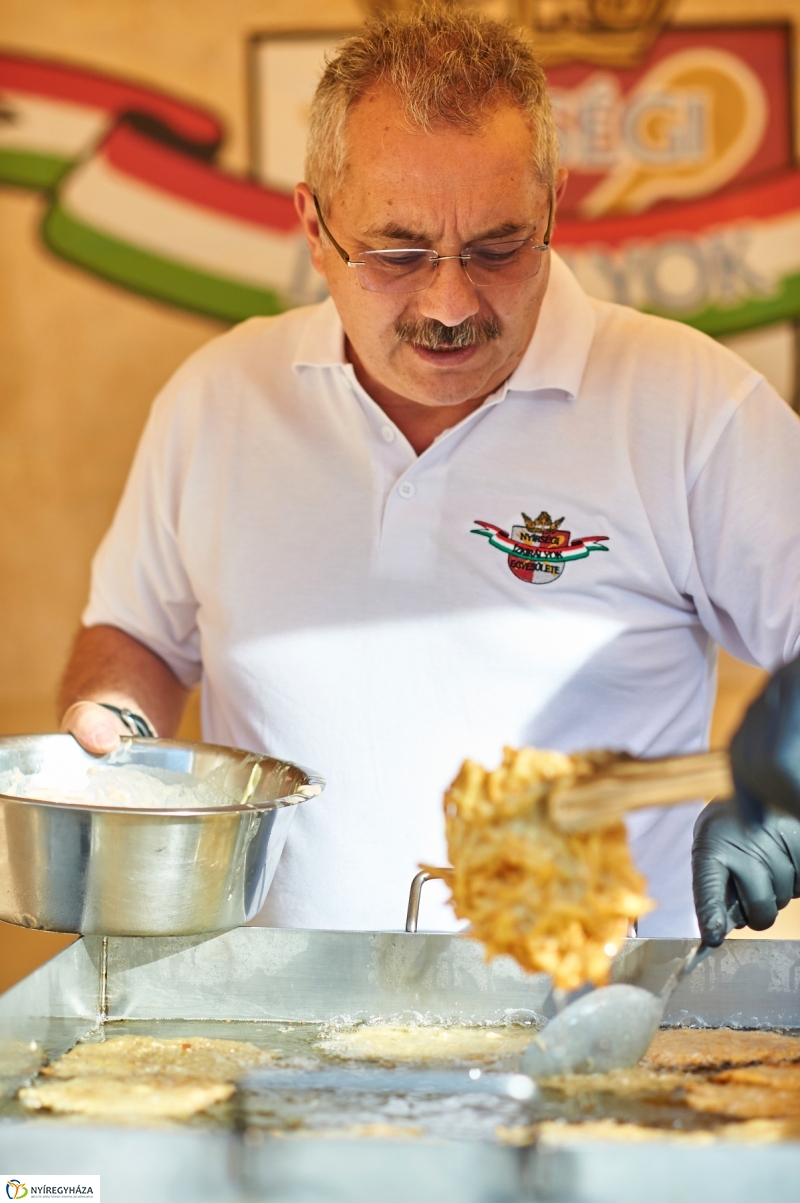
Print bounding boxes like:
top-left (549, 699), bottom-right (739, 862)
top-left (305, 3), bottom-right (559, 209)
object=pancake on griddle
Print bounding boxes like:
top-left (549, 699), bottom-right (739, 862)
top-left (685, 1082), bottom-right (800, 1120)
top-left (531, 1118), bottom-right (800, 1144)
top-left (20, 1034), bottom-right (277, 1121)
top-left (711, 1064), bottom-right (800, 1089)
top-left (682, 1062), bottom-right (800, 1121)
top-left (540, 1066), bottom-right (689, 1098)
top-left (317, 1023), bottom-right (535, 1065)
top-left (19, 1076), bottom-right (233, 1119)
top-left (643, 1029), bottom-right (800, 1070)
top-left (41, 1034), bottom-right (276, 1080)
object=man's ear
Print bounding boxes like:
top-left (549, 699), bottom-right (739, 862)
top-left (294, 183), bottom-right (327, 277)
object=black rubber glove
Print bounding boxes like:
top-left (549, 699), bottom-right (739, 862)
top-left (692, 801), bottom-right (800, 946)
top-left (730, 656), bottom-right (800, 824)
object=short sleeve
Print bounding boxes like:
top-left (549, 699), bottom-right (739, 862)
top-left (82, 380), bottom-right (202, 688)
top-left (685, 378), bottom-right (800, 670)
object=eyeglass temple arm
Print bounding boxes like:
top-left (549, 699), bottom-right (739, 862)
top-left (543, 188), bottom-right (555, 247)
top-left (313, 195), bottom-right (357, 267)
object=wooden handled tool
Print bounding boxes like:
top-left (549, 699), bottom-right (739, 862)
top-left (548, 749), bottom-right (734, 834)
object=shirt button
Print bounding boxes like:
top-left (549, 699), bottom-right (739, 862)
top-left (397, 481), bottom-right (416, 499)
top-left (381, 426), bottom-right (396, 443)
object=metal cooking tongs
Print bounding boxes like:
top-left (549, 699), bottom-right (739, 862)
top-left (546, 749), bottom-right (733, 833)
top-left (406, 750), bottom-right (734, 932)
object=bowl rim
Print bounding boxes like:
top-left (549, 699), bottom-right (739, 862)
top-left (0, 734), bottom-right (325, 817)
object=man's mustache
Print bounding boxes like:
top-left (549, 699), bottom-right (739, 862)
top-left (395, 316), bottom-right (501, 350)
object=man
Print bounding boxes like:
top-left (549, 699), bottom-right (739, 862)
top-left (60, 6), bottom-right (800, 935)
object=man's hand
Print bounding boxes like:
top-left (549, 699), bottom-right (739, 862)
top-left (730, 657), bottom-right (800, 823)
top-left (59, 701), bottom-right (135, 755)
top-left (692, 801), bottom-right (800, 946)
top-left (58, 625), bottom-right (187, 755)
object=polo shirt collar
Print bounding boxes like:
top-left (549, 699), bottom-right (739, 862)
top-left (504, 252), bottom-right (596, 400)
top-left (292, 252), bottom-right (597, 400)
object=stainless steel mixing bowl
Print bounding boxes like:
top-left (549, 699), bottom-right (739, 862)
top-left (0, 734), bottom-right (324, 936)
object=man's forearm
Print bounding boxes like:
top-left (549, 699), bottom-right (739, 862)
top-left (58, 624), bottom-right (188, 737)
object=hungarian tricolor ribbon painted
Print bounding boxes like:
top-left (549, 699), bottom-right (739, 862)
top-left (556, 170), bottom-right (800, 338)
top-left (3, 49), bottom-right (800, 332)
top-left (0, 51), bottom-right (323, 321)
top-left (471, 521), bottom-right (609, 564)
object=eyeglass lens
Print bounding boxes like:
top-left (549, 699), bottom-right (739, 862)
top-left (356, 240), bottom-right (548, 294)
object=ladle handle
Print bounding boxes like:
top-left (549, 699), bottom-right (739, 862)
top-left (667, 888), bottom-right (745, 998)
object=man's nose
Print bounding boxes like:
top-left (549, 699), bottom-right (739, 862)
top-left (415, 256), bottom-right (481, 327)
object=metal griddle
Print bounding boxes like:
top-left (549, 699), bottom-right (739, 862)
top-left (1, 930), bottom-right (800, 1203)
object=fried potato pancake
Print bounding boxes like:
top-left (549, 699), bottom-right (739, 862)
top-left (317, 1024), bottom-right (535, 1064)
top-left (19, 1076), bottom-right (233, 1119)
top-left (685, 1083), bottom-right (800, 1120)
top-left (539, 1034), bottom-right (800, 1133)
top-left (643, 1029), bottom-right (800, 1070)
top-left (41, 1035), bottom-right (276, 1081)
top-left (20, 1035), bottom-right (276, 1121)
top-left (540, 1066), bottom-right (690, 1098)
top-left (529, 1118), bottom-right (800, 1145)
top-left (685, 1062), bottom-right (800, 1120)
top-left (712, 1065), bottom-right (800, 1089)
top-left (440, 747), bottom-right (654, 990)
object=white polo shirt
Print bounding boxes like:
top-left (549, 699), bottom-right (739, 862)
top-left (84, 254), bottom-right (800, 937)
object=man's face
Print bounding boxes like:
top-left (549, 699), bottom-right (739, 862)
top-left (296, 87), bottom-right (562, 410)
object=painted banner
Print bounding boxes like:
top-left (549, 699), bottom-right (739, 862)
top-left (3, 14), bottom-right (800, 339)
top-left (0, 52), bottom-right (324, 321)
top-left (548, 24), bottom-right (800, 336)
top-left (251, 19), bottom-right (800, 341)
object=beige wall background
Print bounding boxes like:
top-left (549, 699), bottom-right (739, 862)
top-left (0, 0), bottom-right (365, 989)
top-left (0, 0), bottom-right (367, 737)
top-left (0, 0), bottom-right (798, 991)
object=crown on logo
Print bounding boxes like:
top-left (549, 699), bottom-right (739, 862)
top-left (514, 0), bottom-right (677, 66)
top-left (522, 510), bottom-right (564, 532)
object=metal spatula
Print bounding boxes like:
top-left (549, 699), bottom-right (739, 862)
top-left (521, 897), bottom-right (744, 1078)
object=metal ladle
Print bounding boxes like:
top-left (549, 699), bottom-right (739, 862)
top-left (403, 871), bottom-right (743, 1078)
top-left (522, 900), bottom-right (743, 1078)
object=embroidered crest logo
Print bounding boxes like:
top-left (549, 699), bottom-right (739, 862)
top-left (472, 511), bottom-right (609, 584)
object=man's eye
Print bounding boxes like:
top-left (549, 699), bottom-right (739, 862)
top-left (368, 251), bottom-right (429, 271)
top-left (469, 241), bottom-right (527, 264)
